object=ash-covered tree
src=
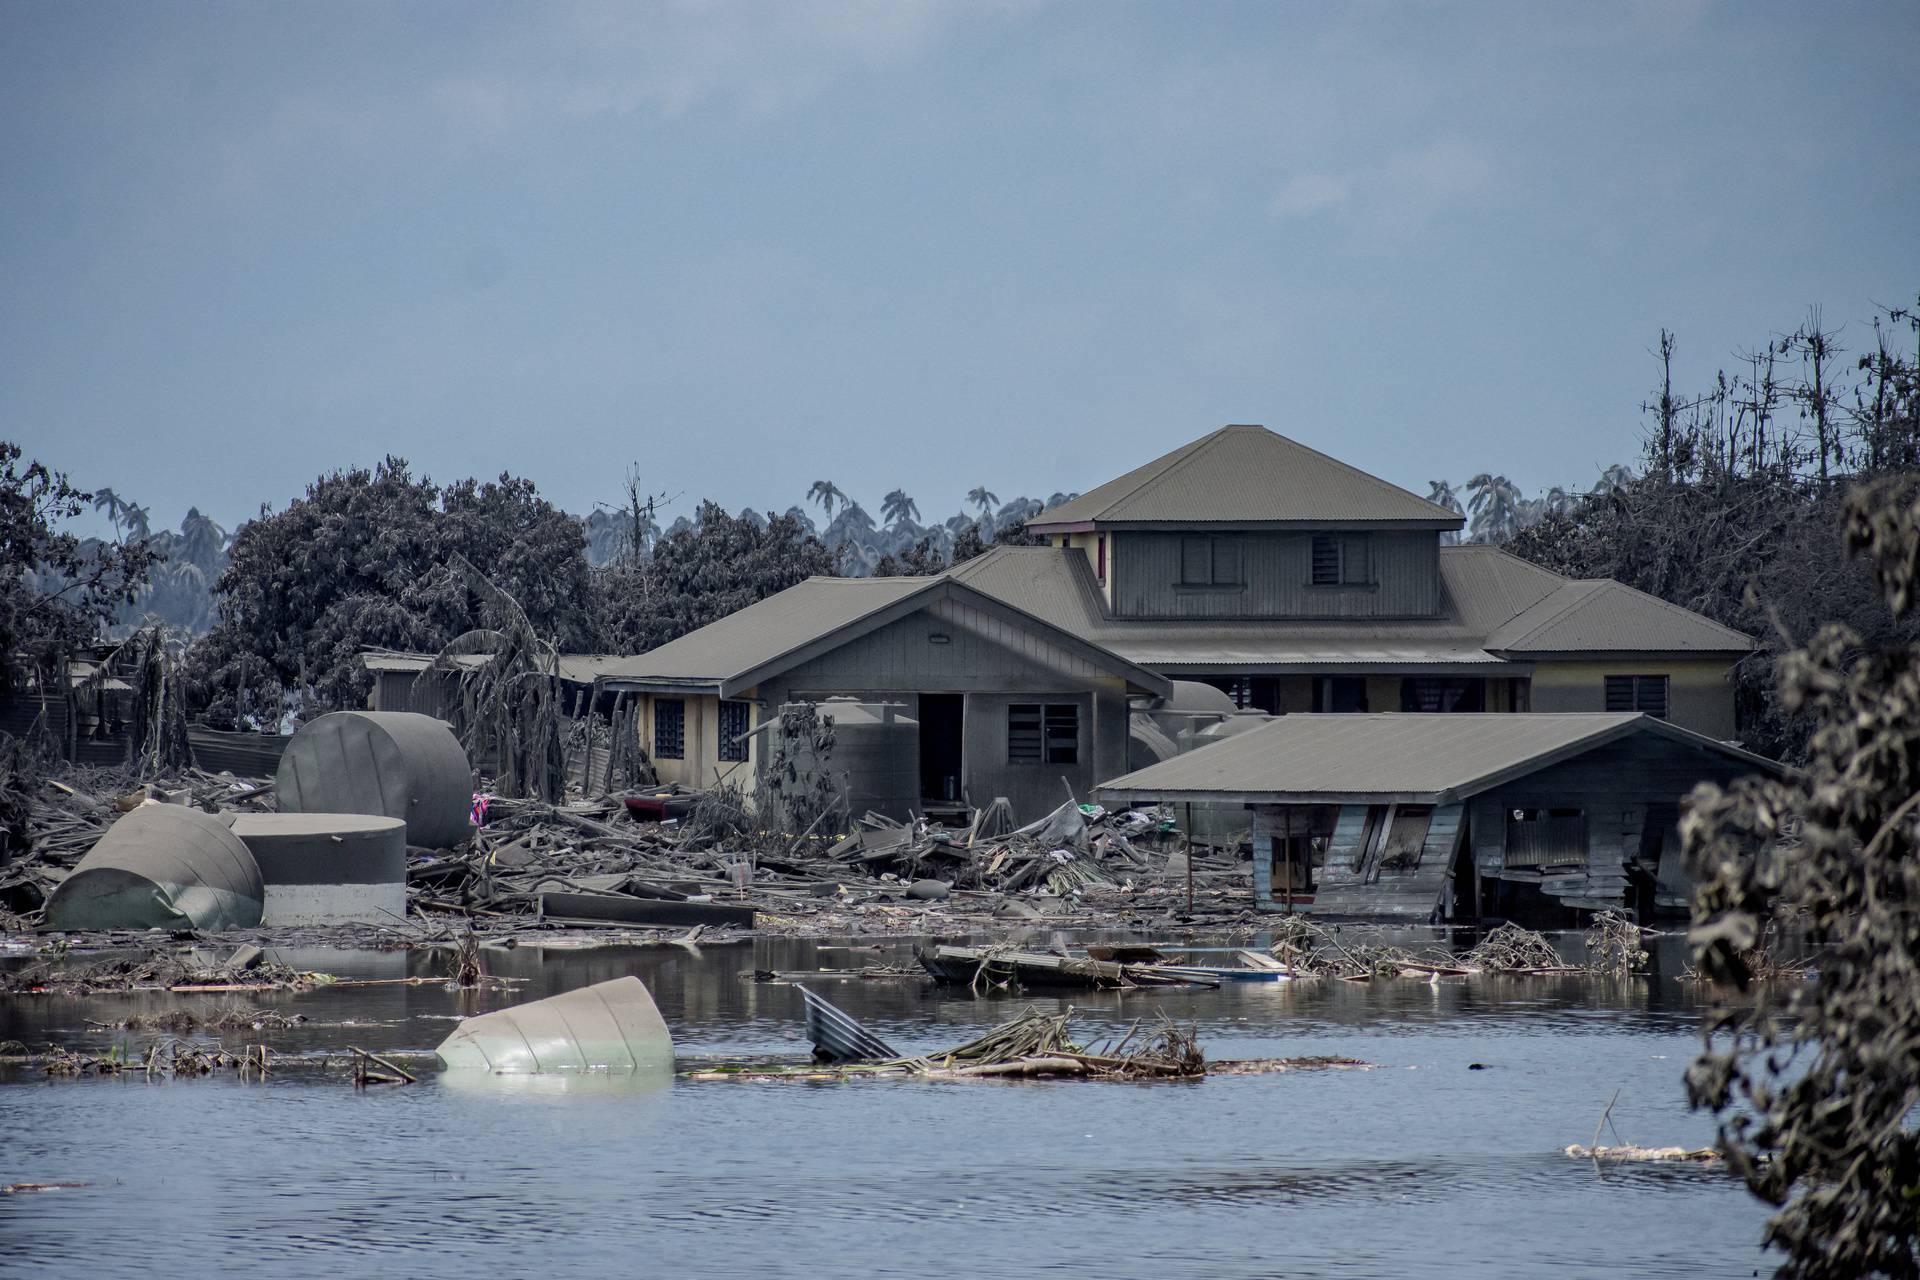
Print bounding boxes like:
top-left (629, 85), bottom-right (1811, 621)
top-left (0, 443), bottom-right (156, 680)
top-left (191, 458), bottom-right (596, 716)
top-left (1507, 297), bottom-right (1920, 761)
top-left (596, 500), bottom-right (839, 654)
top-left (1684, 475), bottom-right (1920, 1279)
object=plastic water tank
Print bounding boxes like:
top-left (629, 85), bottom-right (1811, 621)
top-left (276, 711), bottom-right (473, 848)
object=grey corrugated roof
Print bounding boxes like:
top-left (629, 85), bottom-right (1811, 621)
top-left (1097, 712), bottom-right (1776, 805)
top-left (1485, 579), bottom-right (1756, 655)
top-left (949, 543), bottom-right (1596, 670)
top-left (361, 649), bottom-right (628, 685)
top-left (594, 577), bottom-right (932, 690)
top-left (1028, 425), bottom-right (1463, 529)
top-left (594, 574), bottom-right (1170, 698)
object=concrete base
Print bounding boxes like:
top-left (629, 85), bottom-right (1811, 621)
top-left (228, 813), bottom-right (407, 927)
top-left (261, 880), bottom-right (408, 928)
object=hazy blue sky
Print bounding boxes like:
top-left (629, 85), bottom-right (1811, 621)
top-left (4, 0), bottom-right (1916, 535)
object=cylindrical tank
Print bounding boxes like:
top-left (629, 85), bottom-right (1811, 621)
top-left (1178, 710), bottom-right (1276, 847)
top-left (783, 699), bottom-right (919, 826)
top-left (276, 711), bottom-right (472, 848)
top-left (227, 812), bottom-right (408, 926)
top-left (46, 804), bottom-right (263, 932)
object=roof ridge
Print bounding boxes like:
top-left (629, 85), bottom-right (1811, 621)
top-left (1572, 577), bottom-right (1753, 643)
top-left (1257, 430), bottom-right (1462, 522)
top-left (1491, 579), bottom-right (1608, 646)
top-left (1087, 425), bottom-right (1235, 520)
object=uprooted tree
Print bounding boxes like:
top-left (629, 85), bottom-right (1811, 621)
top-left (1683, 475), bottom-right (1920, 1279)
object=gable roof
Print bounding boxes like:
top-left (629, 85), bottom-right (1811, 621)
top-left (1484, 578), bottom-right (1756, 656)
top-left (1096, 712), bottom-right (1778, 806)
top-left (594, 575), bottom-right (1171, 699)
top-left (1027, 425), bottom-right (1463, 531)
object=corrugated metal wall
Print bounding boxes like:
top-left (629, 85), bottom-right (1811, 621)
top-left (1111, 530), bottom-right (1440, 619)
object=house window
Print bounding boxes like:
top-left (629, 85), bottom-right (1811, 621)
top-left (1179, 535), bottom-right (1242, 587)
top-left (1009, 703), bottom-right (1078, 764)
top-left (653, 698), bottom-right (685, 759)
top-left (1506, 807), bottom-right (1588, 868)
top-left (1310, 533), bottom-right (1371, 586)
top-left (1096, 534), bottom-right (1107, 584)
top-left (1400, 677), bottom-right (1485, 712)
top-left (718, 699), bottom-right (751, 762)
top-left (1605, 674), bottom-right (1669, 719)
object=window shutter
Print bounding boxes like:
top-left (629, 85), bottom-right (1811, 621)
top-left (1211, 538), bottom-right (1241, 586)
top-left (1311, 535), bottom-right (1339, 585)
top-left (1181, 537), bottom-right (1211, 585)
top-left (1342, 535), bottom-right (1370, 584)
top-left (1008, 704), bottom-right (1042, 762)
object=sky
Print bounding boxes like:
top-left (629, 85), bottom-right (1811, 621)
top-left (3, 0), bottom-right (1916, 537)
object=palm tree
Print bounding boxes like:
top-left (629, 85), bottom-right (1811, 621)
top-left (181, 507), bottom-right (226, 570)
top-left (967, 486), bottom-right (999, 525)
top-left (806, 480), bottom-right (846, 522)
top-left (1427, 480), bottom-right (1465, 546)
top-left (122, 501), bottom-right (151, 540)
top-left (1465, 473), bottom-right (1523, 545)
top-left (881, 488), bottom-right (919, 530)
top-left (92, 488), bottom-right (126, 538)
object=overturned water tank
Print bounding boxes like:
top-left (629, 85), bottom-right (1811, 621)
top-left (435, 976), bottom-right (674, 1075)
top-left (227, 812), bottom-right (408, 927)
top-left (276, 711), bottom-right (472, 848)
top-left (45, 804), bottom-right (264, 932)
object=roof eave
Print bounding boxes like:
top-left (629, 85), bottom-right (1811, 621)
top-left (1094, 786), bottom-right (1449, 806)
top-left (1489, 647), bottom-right (1754, 661)
top-left (1029, 517), bottom-right (1464, 533)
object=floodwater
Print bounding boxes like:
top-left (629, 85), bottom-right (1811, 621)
top-left (0, 929), bottom-right (1773, 1279)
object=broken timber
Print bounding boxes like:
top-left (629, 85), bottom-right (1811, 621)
top-left (537, 890), bottom-right (756, 929)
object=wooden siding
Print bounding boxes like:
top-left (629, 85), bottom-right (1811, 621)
top-left (1110, 529), bottom-right (1440, 619)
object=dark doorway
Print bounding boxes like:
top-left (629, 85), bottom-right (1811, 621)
top-left (918, 694), bottom-right (965, 803)
top-left (1314, 676), bottom-right (1369, 713)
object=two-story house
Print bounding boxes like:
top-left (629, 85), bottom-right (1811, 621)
top-left (595, 424), bottom-right (1753, 825)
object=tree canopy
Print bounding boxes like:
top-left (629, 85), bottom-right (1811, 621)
top-left (192, 458), bottom-right (595, 715)
top-left (595, 500), bottom-right (839, 655)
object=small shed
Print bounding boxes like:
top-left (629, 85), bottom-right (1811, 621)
top-left (1096, 712), bottom-right (1778, 921)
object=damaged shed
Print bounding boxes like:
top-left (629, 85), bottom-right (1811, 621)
top-left (1097, 712), bottom-right (1778, 921)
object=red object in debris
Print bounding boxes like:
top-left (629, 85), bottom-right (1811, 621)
top-left (623, 793), bottom-right (695, 821)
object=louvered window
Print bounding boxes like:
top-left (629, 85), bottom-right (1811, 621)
top-left (653, 698), bottom-right (685, 759)
top-left (1605, 675), bottom-right (1669, 719)
top-left (1311, 533), bottom-right (1371, 585)
top-left (718, 699), bottom-right (751, 762)
top-left (1009, 703), bottom-right (1078, 764)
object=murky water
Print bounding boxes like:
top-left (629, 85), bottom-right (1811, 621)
top-left (0, 929), bottom-right (1772, 1278)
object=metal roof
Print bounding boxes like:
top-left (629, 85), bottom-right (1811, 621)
top-left (1484, 579), bottom-right (1756, 655)
top-left (594, 575), bottom-right (1171, 699)
top-left (952, 545), bottom-right (1704, 675)
top-left (1096, 712), bottom-right (1778, 805)
top-left (360, 649), bottom-right (629, 686)
top-left (1027, 425), bottom-right (1463, 530)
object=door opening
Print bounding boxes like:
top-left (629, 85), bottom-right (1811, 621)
top-left (918, 694), bottom-right (965, 804)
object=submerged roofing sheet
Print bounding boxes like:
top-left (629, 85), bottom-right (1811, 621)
top-left (1030, 425), bottom-right (1463, 528)
top-left (1097, 712), bottom-right (1773, 803)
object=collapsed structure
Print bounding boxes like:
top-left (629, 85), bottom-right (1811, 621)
top-left (1098, 712), bottom-right (1779, 919)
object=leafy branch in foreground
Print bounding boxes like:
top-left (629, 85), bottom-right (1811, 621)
top-left (1684, 474), bottom-right (1920, 1279)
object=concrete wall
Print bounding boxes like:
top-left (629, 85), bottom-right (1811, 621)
top-left (1110, 529), bottom-right (1441, 620)
top-left (1528, 659), bottom-right (1739, 740)
top-left (636, 692), bottom-right (759, 794)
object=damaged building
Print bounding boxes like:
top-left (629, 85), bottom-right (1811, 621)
top-left (1097, 711), bottom-right (1779, 921)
